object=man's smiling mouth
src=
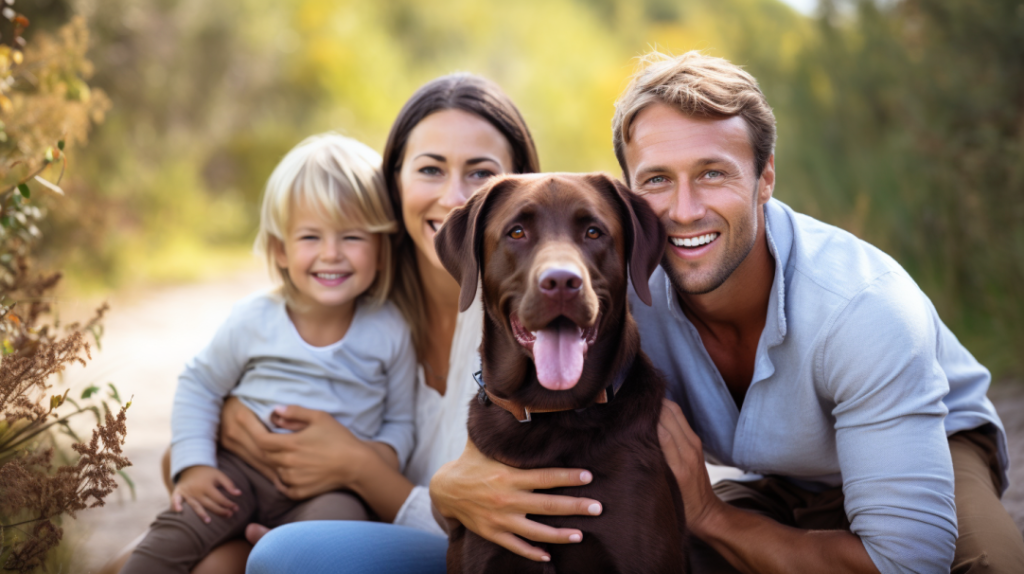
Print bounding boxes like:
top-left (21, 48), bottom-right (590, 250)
top-left (669, 232), bottom-right (719, 248)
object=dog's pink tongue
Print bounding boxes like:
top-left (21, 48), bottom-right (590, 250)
top-left (533, 321), bottom-right (586, 390)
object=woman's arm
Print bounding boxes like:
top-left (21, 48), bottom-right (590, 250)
top-left (429, 440), bottom-right (602, 562)
top-left (219, 398), bottom-right (414, 522)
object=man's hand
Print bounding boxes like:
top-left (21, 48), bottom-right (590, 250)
top-left (657, 399), bottom-right (879, 574)
top-left (429, 439), bottom-right (602, 563)
top-left (172, 465), bottom-right (242, 524)
top-left (657, 398), bottom-right (723, 535)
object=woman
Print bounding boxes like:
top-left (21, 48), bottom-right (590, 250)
top-left (229, 73), bottom-right (541, 573)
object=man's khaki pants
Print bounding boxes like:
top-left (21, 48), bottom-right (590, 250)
top-left (692, 426), bottom-right (1024, 573)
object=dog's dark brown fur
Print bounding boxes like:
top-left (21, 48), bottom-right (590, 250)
top-left (435, 173), bottom-right (688, 574)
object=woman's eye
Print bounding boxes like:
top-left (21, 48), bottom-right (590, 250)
top-left (508, 226), bottom-right (525, 240)
top-left (586, 227), bottom-right (602, 240)
top-left (419, 166), bottom-right (442, 176)
top-left (469, 169), bottom-right (496, 180)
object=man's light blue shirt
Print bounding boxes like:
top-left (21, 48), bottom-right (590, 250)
top-left (631, 198), bottom-right (1007, 574)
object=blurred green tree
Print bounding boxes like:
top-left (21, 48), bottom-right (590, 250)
top-left (24, 0), bottom-right (1024, 378)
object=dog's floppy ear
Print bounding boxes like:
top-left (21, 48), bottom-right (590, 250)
top-left (435, 176), bottom-right (521, 312)
top-left (588, 173), bottom-right (666, 306)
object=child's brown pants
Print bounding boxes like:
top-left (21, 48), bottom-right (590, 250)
top-left (121, 450), bottom-right (369, 574)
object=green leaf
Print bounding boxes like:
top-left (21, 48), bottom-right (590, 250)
top-left (57, 420), bottom-right (82, 442)
top-left (118, 469), bottom-right (137, 500)
top-left (107, 383), bottom-right (121, 404)
top-left (16, 183), bottom-right (29, 198)
top-left (57, 139), bottom-right (65, 150)
top-left (81, 385), bottom-right (100, 399)
top-left (90, 325), bottom-right (104, 350)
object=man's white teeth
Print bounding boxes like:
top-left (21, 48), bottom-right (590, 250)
top-left (315, 273), bottom-right (345, 279)
top-left (670, 232), bottom-right (719, 248)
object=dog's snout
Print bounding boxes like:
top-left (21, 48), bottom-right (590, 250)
top-left (539, 266), bottom-right (582, 300)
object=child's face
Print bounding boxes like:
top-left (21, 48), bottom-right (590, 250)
top-left (274, 199), bottom-right (381, 311)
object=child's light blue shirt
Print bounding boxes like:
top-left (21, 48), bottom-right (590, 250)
top-left (170, 292), bottom-right (417, 480)
top-left (632, 198), bottom-right (1006, 574)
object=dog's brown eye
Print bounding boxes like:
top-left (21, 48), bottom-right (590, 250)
top-left (586, 227), bottom-right (602, 239)
top-left (509, 226), bottom-right (525, 240)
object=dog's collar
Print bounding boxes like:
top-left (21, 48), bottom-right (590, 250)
top-left (473, 366), bottom-right (630, 423)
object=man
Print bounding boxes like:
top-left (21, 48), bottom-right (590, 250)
top-left (431, 51), bottom-right (1024, 573)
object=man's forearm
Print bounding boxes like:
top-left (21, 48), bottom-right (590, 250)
top-left (697, 502), bottom-right (880, 574)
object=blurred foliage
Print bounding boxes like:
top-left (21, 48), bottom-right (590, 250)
top-left (0, 7), bottom-right (131, 572)
top-left (19, 0), bottom-right (1024, 377)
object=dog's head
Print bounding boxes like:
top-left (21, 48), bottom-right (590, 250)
top-left (436, 173), bottom-right (664, 406)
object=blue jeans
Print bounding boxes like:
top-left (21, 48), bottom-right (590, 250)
top-left (245, 521), bottom-right (447, 574)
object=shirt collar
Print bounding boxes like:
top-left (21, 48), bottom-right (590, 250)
top-left (763, 199), bottom-right (790, 347)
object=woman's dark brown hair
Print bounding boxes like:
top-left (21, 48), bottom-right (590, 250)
top-left (383, 73), bottom-right (540, 359)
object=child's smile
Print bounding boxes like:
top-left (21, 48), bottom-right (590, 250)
top-left (312, 271), bottom-right (352, 287)
top-left (274, 199), bottom-right (381, 315)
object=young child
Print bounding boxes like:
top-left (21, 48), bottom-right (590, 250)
top-left (122, 133), bottom-right (416, 573)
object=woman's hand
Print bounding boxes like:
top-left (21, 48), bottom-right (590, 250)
top-left (219, 400), bottom-right (412, 521)
top-left (247, 405), bottom-right (376, 500)
top-left (429, 439), bottom-right (603, 562)
top-left (219, 397), bottom-right (285, 489)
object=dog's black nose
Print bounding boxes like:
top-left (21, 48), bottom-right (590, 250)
top-left (539, 266), bottom-right (582, 300)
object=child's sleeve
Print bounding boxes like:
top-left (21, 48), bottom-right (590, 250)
top-left (169, 308), bottom-right (247, 481)
top-left (371, 322), bottom-right (417, 472)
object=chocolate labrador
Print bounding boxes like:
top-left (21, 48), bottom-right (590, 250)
top-left (435, 172), bottom-right (688, 573)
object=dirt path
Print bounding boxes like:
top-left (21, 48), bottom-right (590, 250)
top-left (62, 267), bottom-right (273, 573)
top-left (60, 268), bottom-right (1024, 572)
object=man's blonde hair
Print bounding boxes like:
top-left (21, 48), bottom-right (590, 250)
top-left (612, 50), bottom-right (777, 181)
top-left (254, 133), bottom-right (398, 307)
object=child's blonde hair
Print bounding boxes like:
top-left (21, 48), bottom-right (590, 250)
top-left (254, 133), bottom-right (397, 307)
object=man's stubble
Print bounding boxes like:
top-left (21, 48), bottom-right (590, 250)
top-left (662, 186), bottom-right (760, 297)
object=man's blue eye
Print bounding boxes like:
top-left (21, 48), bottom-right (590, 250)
top-left (706, 170), bottom-right (723, 179)
top-left (647, 176), bottom-right (667, 184)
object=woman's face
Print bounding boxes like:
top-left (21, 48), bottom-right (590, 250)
top-left (398, 108), bottom-right (513, 271)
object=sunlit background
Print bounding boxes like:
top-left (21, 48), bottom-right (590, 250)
top-left (1, 0), bottom-right (1022, 569)
top-left (29, 0), bottom-right (1024, 377)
